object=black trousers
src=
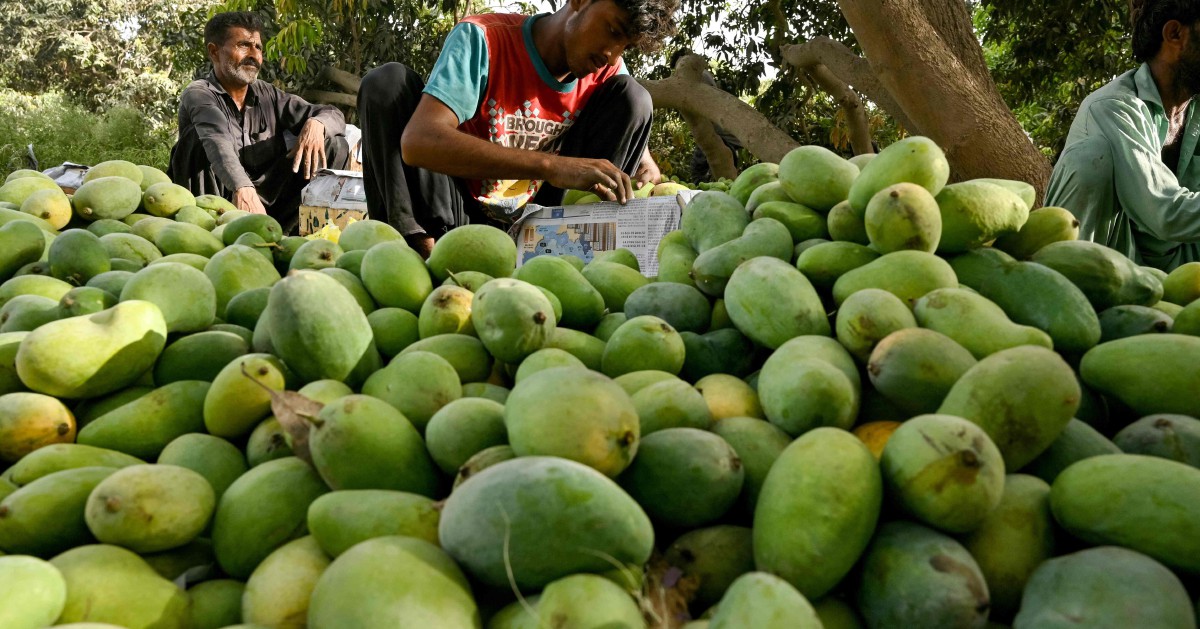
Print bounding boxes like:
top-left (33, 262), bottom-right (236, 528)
top-left (357, 62), bottom-right (653, 237)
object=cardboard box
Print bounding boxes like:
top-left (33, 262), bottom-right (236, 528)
top-left (298, 169), bottom-right (368, 236)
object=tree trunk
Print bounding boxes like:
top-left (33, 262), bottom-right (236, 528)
top-left (305, 90), bottom-right (357, 108)
top-left (321, 66), bottom-right (362, 94)
top-left (672, 55), bottom-right (738, 179)
top-left (835, 0), bottom-right (1051, 198)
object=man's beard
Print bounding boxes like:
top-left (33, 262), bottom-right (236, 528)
top-left (224, 59), bottom-right (260, 86)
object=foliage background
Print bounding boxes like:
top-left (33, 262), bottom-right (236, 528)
top-left (0, 0), bottom-right (1134, 178)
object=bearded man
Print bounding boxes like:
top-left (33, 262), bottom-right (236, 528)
top-left (168, 11), bottom-right (349, 233)
top-left (1046, 0), bottom-right (1200, 270)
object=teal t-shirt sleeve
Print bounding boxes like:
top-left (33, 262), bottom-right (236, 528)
top-left (423, 22), bottom-right (489, 125)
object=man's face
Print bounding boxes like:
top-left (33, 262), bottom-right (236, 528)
top-left (209, 27), bottom-right (263, 88)
top-left (563, 0), bottom-right (635, 79)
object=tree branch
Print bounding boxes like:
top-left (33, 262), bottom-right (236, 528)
top-left (672, 55), bottom-right (738, 179)
top-left (304, 90), bottom-right (357, 108)
top-left (320, 66), bottom-right (362, 94)
top-left (781, 37), bottom-right (920, 136)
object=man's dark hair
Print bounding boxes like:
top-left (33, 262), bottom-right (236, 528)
top-left (612, 0), bottom-right (679, 53)
top-left (204, 11), bottom-right (265, 47)
top-left (1131, 0), bottom-right (1200, 61)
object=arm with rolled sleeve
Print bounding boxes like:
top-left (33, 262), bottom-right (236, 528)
top-left (274, 86), bottom-right (346, 137)
top-left (1089, 97), bottom-right (1200, 241)
top-left (179, 87), bottom-right (254, 191)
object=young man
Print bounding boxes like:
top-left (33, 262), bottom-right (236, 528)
top-left (357, 0), bottom-right (678, 256)
top-left (170, 12), bottom-right (349, 233)
top-left (1046, 0), bottom-right (1200, 270)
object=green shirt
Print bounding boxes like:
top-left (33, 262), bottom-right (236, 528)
top-left (1046, 63), bottom-right (1200, 270)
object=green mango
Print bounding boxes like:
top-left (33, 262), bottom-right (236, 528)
top-left (427, 224), bottom-right (517, 281)
top-left (337, 219), bottom-right (402, 251)
top-left (745, 180), bottom-right (794, 214)
top-left (1172, 298), bottom-right (1200, 335)
top-left (460, 382), bottom-right (509, 403)
top-left (139, 538), bottom-right (214, 582)
top-left (84, 270), bottom-right (133, 296)
top-left (212, 457), bottom-right (329, 579)
top-left (1022, 418), bottom-right (1121, 483)
top-left (835, 287), bottom-right (918, 363)
top-left (187, 579), bottom-right (244, 629)
top-left (728, 162), bottom-right (779, 206)
top-left (536, 574), bottom-right (646, 629)
top-left (934, 180), bottom-right (1029, 253)
top-left (778, 145), bottom-right (857, 212)
top-left (153, 330), bottom-right (249, 384)
top-left (812, 597), bottom-right (865, 629)
top-left (848, 136), bottom-right (950, 214)
top-left (580, 260), bottom-right (649, 312)
top-left (361, 350), bottom-right (461, 431)
top-left (631, 377), bottom-right (713, 435)
top-left (51, 544), bottom-right (189, 629)
top-left (950, 249), bottom-right (1101, 354)
top-left (0, 555), bottom-right (67, 629)
top-left (513, 255), bottom-right (606, 329)
top-left (242, 535), bottom-right (330, 628)
top-left (665, 526), bottom-right (754, 608)
top-left (855, 521), bottom-right (989, 628)
top-left (795, 241), bottom-right (880, 290)
top-left (960, 474), bottom-right (1055, 621)
top-left (1016, 547), bottom-right (1195, 629)
top-left (939, 346), bottom-right (1079, 469)
top-left (129, 216), bottom-right (174, 242)
top-left (335, 248), bottom-right (366, 275)
top-left (441, 269), bottom-right (493, 292)
top-left (4, 443), bottom-right (141, 486)
top-left (84, 464), bottom-right (215, 553)
top-left (1031, 240), bottom-right (1162, 309)
top-left (592, 311), bottom-right (626, 340)
top-left (359, 241), bottom-right (431, 312)
top-left (57, 286), bottom-right (116, 318)
top-left (1097, 304), bottom-right (1173, 342)
top-left (759, 342), bottom-right (858, 436)
top-left (366, 307), bottom-right (420, 358)
top-left (1051, 454), bottom-right (1200, 572)
top-left (832, 250), bottom-right (958, 306)
top-left (5, 169), bottom-right (54, 184)
top-left (20, 188), bottom-right (71, 230)
top-left (513, 347), bottom-right (584, 383)
top-left (203, 353), bottom-right (287, 438)
top-left (0, 467), bottom-right (116, 556)
top-left (416, 284), bottom-right (474, 337)
top-left (1079, 334), bottom-right (1200, 417)
top-left (543, 327), bottom-right (606, 371)
top-left (710, 572), bottom-right (822, 629)
top-left (691, 218), bottom-right (793, 296)
top-left (157, 433), bottom-right (247, 502)
top-left (0, 274), bottom-right (72, 309)
top-left (141, 182), bottom-right (194, 218)
top-left (308, 490), bottom-right (440, 557)
top-left (15, 300), bottom-right (166, 399)
top-left (195, 193), bottom-right (238, 215)
top-left (753, 200), bottom-right (828, 243)
top-left (309, 394), bottom-right (439, 495)
top-left (614, 370), bottom-right (679, 396)
top-left (679, 328), bottom-right (758, 381)
top-left (120, 262), bottom-right (216, 332)
top-left (153, 222), bottom-right (224, 257)
top-left (245, 418), bottom-right (292, 467)
top-left (682, 191), bottom-right (750, 253)
top-left (867, 328), bottom-right (977, 414)
top-left (173, 205), bottom-right (216, 230)
top-left (86, 218), bottom-right (134, 237)
top-left (755, 428), bottom-right (880, 599)
top-left (83, 160), bottom-right (142, 185)
top-left (865, 182), bottom-right (942, 253)
top-left (470, 278), bottom-right (556, 363)
top-left (0, 221), bottom-right (45, 282)
top-left (107, 258), bottom-right (143, 273)
top-left (0, 331), bottom-right (25, 394)
top-left (505, 367), bottom-right (639, 477)
top-left (1162, 261), bottom-right (1200, 306)
top-left (223, 286), bottom-right (270, 329)
top-left (656, 229), bottom-right (699, 287)
top-left (288, 239), bottom-right (342, 272)
top-left (452, 444), bottom-right (517, 489)
top-left (233, 232), bottom-right (274, 264)
top-left (1113, 414), bottom-right (1200, 468)
top-left (297, 379), bottom-right (354, 403)
top-left (881, 414), bottom-right (1006, 533)
top-left (400, 334), bottom-right (493, 383)
top-left (70, 178), bottom-right (142, 222)
top-left (0, 294), bottom-right (59, 332)
top-left (913, 287), bottom-right (1053, 359)
top-left (221, 213), bottom-right (283, 246)
top-left (724, 256), bottom-right (830, 348)
top-left (77, 381), bottom-right (209, 459)
top-left (72, 385), bottom-right (153, 426)
top-left (49, 229), bottom-right (110, 285)
top-left (267, 270), bottom-right (381, 386)
top-left (273, 234), bottom-right (305, 271)
top-left (618, 427), bottom-right (743, 528)
top-left (308, 536), bottom-right (479, 629)
top-left (602, 314), bottom-right (686, 377)
top-left (318, 267), bottom-right (376, 314)
top-left (711, 417), bottom-right (790, 511)
top-left (696, 373), bottom-right (764, 420)
top-left (439, 456), bottom-right (653, 589)
top-left (993, 206), bottom-right (1080, 259)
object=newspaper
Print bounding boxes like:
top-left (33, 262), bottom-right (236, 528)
top-left (510, 190), bottom-right (699, 277)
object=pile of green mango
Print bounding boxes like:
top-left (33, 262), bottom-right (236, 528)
top-left (1, 145), bottom-right (1199, 629)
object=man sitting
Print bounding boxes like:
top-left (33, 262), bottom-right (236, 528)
top-left (357, 0), bottom-right (678, 256)
top-left (169, 11), bottom-right (349, 233)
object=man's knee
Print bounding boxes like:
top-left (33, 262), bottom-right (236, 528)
top-left (358, 62), bottom-right (422, 109)
top-left (601, 74), bottom-right (653, 123)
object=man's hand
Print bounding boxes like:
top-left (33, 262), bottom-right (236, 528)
top-left (234, 186), bottom-right (267, 215)
top-left (634, 152), bottom-right (663, 187)
top-left (546, 156), bottom-right (635, 204)
top-left (291, 119), bottom-right (326, 180)
top-left (406, 233), bottom-right (435, 259)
